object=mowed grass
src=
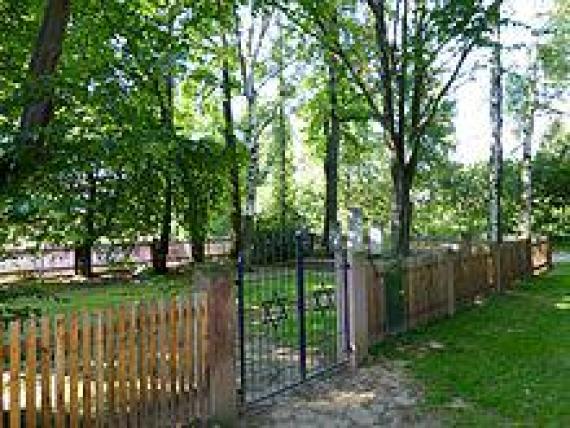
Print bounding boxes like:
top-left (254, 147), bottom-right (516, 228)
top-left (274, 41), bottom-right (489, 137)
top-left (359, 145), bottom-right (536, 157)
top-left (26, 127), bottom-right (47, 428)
top-left (1, 272), bottom-right (192, 320)
top-left (371, 263), bottom-right (570, 425)
top-left (243, 267), bottom-right (338, 349)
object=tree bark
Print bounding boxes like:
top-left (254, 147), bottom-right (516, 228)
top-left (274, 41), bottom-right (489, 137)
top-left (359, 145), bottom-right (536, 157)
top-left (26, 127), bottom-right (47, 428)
top-left (390, 159), bottom-right (412, 256)
top-left (277, 18), bottom-right (288, 230)
top-left (323, 57), bottom-right (340, 253)
top-left (521, 45), bottom-right (538, 241)
top-left (220, 15), bottom-right (241, 258)
top-left (0, 0), bottom-right (71, 187)
top-left (489, 21), bottom-right (503, 245)
top-left (76, 170), bottom-right (96, 277)
top-left (153, 27), bottom-right (175, 274)
top-left (153, 177), bottom-right (172, 274)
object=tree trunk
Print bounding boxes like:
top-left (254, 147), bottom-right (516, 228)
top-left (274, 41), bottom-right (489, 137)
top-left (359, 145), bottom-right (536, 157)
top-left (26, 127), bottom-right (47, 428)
top-left (489, 22), bottom-right (503, 245)
top-left (153, 42), bottom-right (174, 274)
top-left (0, 0), bottom-right (71, 187)
top-left (489, 19), bottom-right (503, 291)
top-left (390, 159), bottom-right (412, 256)
top-left (76, 171), bottom-right (96, 277)
top-left (243, 80), bottom-right (257, 266)
top-left (323, 56), bottom-right (340, 254)
top-left (192, 237), bottom-right (206, 263)
top-left (278, 20), bottom-right (288, 230)
top-left (153, 177), bottom-right (172, 274)
top-left (521, 46), bottom-right (538, 241)
top-left (221, 28), bottom-right (241, 258)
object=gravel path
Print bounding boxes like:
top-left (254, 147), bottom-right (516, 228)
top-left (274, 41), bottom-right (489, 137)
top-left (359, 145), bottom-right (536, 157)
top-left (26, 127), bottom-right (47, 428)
top-left (243, 361), bottom-right (439, 428)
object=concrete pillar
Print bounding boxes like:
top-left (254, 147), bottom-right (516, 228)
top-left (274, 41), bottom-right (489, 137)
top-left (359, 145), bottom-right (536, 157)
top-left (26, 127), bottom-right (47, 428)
top-left (194, 265), bottom-right (236, 423)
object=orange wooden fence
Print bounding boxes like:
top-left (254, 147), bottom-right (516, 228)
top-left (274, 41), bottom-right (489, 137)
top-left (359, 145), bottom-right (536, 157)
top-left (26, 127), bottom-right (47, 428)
top-left (1, 294), bottom-right (213, 427)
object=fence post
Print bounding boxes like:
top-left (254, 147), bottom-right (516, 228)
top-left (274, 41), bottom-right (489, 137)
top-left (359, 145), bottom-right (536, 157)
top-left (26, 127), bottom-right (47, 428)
top-left (446, 252), bottom-right (456, 316)
top-left (333, 223), bottom-right (350, 361)
top-left (347, 208), bottom-right (368, 368)
top-left (194, 264), bottom-right (236, 424)
top-left (295, 232), bottom-right (307, 381)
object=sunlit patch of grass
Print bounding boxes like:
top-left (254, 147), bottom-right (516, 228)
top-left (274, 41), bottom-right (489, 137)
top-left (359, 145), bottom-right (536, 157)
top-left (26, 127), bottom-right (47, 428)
top-left (371, 263), bottom-right (570, 425)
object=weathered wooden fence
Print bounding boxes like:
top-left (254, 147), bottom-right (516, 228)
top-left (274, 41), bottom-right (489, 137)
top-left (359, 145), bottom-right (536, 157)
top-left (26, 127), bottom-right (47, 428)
top-left (0, 269), bottom-right (235, 427)
top-left (348, 237), bottom-right (552, 362)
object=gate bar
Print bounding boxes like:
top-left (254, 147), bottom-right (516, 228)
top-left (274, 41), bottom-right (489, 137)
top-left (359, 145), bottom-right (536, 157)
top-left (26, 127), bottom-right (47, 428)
top-left (295, 232), bottom-right (307, 381)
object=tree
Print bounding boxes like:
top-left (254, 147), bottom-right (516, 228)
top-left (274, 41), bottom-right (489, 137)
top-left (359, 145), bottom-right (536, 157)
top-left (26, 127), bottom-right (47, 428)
top-left (273, 0), bottom-right (501, 255)
top-left (218, 0), bottom-right (242, 257)
top-left (0, 0), bottom-right (71, 188)
top-left (489, 12), bottom-right (503, 244)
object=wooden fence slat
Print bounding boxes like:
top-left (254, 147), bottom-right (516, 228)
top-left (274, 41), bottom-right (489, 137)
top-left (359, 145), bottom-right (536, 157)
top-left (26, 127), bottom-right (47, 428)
top-left (199, 297), bottom-right (209, 419)
top-left (95, 313), bottom-right (104, 428)
top-left (41, 317), bottom-right (51, 428)
top-left (55, 316), bottom-right (66, 428)
top-left (181, 299), bottom-right (191, 420)
top-left (117, 306), bottom-right (127, 426)
top-left (158, 301), bottom-right (168, 423)
top-left (185, 299), bottom-right (195, 420)
top-left (82, 312), bottom-right (92, 428)
top-left (138, 304), bottom-right (148, 424)
top-left (169, 301), bottom-right (178, 426)
top-left (105, 309), bottom-right (116, 426)
top-left (10, 321), bottom-right (21, 428)
top-left (148, 302), bottom-right (158, 426)
top-left (128, 305), bottom-right (138, 428)
top-left (69, 313), bottom-right (79, 428)
top-left (26, 318), bottom-right (37, 428)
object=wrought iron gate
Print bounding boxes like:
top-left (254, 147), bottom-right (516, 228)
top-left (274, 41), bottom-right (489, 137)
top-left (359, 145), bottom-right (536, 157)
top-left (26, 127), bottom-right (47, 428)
top-left (236, 231), bottom-right (350, 406)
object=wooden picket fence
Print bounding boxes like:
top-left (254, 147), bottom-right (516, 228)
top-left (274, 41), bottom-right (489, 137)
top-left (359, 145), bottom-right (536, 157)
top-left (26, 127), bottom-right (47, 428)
top-left (364, 237), bottom-right (552, 341)
top-left (0, 294), bottom-right (212, 427)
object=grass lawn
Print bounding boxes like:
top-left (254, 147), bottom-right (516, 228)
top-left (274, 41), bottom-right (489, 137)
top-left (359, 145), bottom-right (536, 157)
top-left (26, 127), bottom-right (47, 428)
top-left (371, 263), bottom-right (570, 425)
top-left (1, 272), bottom-right (192, 322)
top-left (243, 267), bottom-right (338, 350)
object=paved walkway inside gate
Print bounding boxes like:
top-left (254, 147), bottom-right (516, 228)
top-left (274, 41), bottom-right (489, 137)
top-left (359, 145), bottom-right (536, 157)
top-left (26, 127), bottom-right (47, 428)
top-left (244, 360), bottom-right (439, 427)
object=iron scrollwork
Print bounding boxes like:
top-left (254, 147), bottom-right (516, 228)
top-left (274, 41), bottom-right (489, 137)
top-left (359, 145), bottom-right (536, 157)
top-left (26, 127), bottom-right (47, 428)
top-left (261, 294), bottom-right (289, 329)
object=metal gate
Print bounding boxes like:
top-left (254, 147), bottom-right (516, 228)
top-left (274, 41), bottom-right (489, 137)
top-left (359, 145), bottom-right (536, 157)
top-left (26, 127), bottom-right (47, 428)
top-left (236, 231), bottom-right (350, 406)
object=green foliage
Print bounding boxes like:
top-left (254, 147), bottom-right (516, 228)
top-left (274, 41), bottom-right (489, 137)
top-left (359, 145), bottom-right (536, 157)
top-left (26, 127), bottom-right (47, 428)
top-left (533, 121), bottom-right (570, 236)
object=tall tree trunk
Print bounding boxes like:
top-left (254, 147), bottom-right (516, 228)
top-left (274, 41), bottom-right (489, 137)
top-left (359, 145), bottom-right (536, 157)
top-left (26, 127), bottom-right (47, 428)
top-left (323, 57), bottom-right (340, 253)
top-left (521, 46), bottom-right (538, 241)
top-left (390, 157), bottom-right (412, 256)
top-left (277, 18), bottom-right (288, 230)
top-left (243, 77), bottom-right (257, 266)
top-left (489, 18), bottom-right (503, 290)
top-left (0, 0), bottom-right (71, 187)
top-left (220, 21), bottom-right (241, 258)
top-left (154, 177), bottom-right (172, 274)
top-left (154, 34), bottom-right (175, 274)
top-left (489, 21), bottom-right (503, 245)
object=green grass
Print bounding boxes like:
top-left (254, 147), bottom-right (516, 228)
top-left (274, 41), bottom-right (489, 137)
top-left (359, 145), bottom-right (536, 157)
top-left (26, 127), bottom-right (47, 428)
top-left (371, 263), bottom-right (570, 425)
top-left (243, 268), bottom-right (338, 350)
top-left (1, 273), bottom-right (192, 321)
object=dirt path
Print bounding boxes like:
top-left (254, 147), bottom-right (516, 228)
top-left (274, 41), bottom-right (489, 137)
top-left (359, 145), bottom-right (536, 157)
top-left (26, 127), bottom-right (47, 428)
top-left (243, 361), bottom-right (439, 427)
